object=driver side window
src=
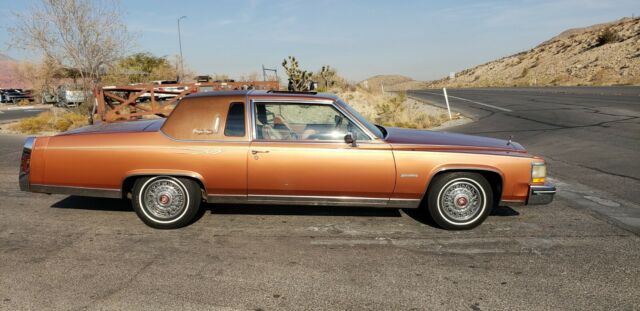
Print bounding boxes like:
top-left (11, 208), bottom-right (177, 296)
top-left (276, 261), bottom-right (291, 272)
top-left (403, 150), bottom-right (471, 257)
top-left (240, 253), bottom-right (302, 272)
top-left (254, 102), bottom-right (369, 141)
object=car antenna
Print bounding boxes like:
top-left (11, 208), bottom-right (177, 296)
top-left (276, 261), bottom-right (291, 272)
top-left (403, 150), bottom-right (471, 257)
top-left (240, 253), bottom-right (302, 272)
top-left (507, 135), bottom-right (514, 146)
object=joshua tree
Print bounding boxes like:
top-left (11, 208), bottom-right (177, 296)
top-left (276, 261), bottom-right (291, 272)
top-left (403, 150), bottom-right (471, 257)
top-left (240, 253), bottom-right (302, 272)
top-left (319, 65), bottom-right (337, 90)
top-left (282, 56), bottom-right (312, 91)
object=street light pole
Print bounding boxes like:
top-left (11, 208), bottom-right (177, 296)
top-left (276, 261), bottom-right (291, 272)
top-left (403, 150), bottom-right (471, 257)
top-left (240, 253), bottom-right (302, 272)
top-left (177, 15), bottom-right (187, 82)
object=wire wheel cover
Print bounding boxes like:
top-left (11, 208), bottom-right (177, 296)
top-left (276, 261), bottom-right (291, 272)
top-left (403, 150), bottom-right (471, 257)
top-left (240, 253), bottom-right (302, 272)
top-left (439, 179), bottom-right (484, 222)
top-left (143, 179), bottom-right (187, 220)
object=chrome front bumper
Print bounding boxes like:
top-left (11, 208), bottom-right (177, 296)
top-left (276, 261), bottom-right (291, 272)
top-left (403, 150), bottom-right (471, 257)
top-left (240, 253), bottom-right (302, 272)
top-left (527, 184), bottom-right (556, 205)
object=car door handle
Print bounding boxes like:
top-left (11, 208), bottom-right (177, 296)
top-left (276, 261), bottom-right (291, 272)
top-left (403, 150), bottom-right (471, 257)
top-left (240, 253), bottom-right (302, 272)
top-left (251, 150), bottom-right (270, 155)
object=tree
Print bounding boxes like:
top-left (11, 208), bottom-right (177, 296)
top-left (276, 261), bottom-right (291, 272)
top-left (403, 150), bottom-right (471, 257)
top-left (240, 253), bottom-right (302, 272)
top-left (9, 0), bottom-right (131, 93)
top-left (318, 65), bottom-right (337, 90)
top-left (13, 57), bottom-right (63, 102)
top-left (282, 56), bottom-right (312, 91)
top-left (102, 52), bottom-right (177, 85)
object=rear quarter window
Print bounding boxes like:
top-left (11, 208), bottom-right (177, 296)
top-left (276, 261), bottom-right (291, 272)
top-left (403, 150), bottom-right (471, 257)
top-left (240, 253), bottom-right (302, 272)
top-left (224, 103), bottom-right (245, 137)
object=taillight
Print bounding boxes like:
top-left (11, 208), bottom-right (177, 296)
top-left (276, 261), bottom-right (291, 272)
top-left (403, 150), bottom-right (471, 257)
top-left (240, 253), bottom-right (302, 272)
top-left (20, 152), bottom-right (30, 174)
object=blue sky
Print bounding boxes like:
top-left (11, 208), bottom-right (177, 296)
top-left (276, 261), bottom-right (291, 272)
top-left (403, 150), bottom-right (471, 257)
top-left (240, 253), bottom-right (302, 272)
top-left (1, 0), bottom-right (638, 81)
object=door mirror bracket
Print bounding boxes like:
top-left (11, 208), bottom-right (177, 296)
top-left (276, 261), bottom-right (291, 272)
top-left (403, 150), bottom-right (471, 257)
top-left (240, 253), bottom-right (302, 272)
top-left (344, 132), bottom-right (357, 147)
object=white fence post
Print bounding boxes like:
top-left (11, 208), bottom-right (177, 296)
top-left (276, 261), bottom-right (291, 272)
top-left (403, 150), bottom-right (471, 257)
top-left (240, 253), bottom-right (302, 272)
top-left (443, 88), bottom-right (452, 120)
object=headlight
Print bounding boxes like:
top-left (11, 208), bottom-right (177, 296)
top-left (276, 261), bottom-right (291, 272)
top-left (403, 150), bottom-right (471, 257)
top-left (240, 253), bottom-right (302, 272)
top-left (531, 163), bottom-right (546, 184)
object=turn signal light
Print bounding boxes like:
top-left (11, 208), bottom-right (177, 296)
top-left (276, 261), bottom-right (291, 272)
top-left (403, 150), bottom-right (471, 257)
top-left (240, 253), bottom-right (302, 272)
top-left (531, 163), bottom-right (547, 184)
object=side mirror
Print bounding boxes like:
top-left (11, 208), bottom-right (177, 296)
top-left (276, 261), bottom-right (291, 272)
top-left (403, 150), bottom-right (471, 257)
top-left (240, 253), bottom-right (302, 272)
top-left (344, 132), bottom-right (357, 147)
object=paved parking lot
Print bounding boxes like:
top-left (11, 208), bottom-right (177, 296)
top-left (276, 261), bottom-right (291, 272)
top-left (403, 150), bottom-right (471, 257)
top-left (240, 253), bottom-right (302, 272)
top-left (0, 134), bottom-right (639, 310)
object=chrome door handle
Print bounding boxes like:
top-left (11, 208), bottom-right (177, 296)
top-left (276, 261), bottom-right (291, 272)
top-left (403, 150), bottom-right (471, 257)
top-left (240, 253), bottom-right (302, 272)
top-left (251, 150), bottom-right (270, 155)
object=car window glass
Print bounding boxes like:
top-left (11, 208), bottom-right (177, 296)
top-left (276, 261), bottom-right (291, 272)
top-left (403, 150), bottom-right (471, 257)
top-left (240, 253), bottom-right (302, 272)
top-left (254, 102), bottom-right (369, 141)
top-left (224, 103), bottom-right (245, 137)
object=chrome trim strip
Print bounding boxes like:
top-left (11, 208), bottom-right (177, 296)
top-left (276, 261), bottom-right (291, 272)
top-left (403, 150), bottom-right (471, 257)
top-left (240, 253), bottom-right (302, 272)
top-left (387, 198), bottom-right (421, 208)
top-left (30, 184), bottom-right (122, 199)
top-left (249, 195), bottom-right (388, 207)
top-left (207, 194), bottom-right (247, 204)
top-left (207, 194), bottom-right (420, 208)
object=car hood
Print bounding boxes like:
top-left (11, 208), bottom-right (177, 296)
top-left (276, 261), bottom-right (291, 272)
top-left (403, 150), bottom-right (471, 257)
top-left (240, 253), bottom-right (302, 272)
top-left (384, 127), bottom-right (526, 153)
top-left (59, 119), bottom-right (165, 136)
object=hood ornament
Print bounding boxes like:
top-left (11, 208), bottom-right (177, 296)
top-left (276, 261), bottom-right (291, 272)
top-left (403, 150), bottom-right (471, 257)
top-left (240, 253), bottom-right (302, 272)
top-left (507, 135), bottom-right (514, 146)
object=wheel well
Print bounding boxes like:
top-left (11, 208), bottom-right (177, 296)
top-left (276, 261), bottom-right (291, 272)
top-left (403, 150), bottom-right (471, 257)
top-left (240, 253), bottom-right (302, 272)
top-left (121, 175), bottom-right (206, 199)
top-left (425, 169), bottom-right (503, 205)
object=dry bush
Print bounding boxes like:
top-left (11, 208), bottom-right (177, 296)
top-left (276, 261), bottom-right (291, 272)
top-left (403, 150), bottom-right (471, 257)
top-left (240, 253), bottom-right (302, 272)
top-left (595, 27), bottom-right (620, 47)
top-left (11, 110), bottom-right (88, 134)
top-left (337, 89), bottom-right (448, 129)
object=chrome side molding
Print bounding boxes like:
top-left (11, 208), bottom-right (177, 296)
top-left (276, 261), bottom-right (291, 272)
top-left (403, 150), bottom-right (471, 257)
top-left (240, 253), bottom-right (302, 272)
top-left (206, 194), bottom-right (421, 208)
top-left (30, 184), bottom-right (122, 199)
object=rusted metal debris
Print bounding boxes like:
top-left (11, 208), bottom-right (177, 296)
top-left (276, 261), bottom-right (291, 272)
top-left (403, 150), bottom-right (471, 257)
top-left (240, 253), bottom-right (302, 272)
top-left (95, 81), bottom-right (279, 122)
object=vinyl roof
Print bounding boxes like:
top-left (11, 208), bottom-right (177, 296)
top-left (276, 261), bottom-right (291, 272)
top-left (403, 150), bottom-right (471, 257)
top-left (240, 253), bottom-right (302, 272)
top-left (184, 90), bottom-right (339, 101)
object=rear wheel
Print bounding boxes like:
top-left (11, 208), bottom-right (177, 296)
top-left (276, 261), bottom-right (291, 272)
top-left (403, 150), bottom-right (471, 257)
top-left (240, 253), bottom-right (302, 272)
top-left (132, 176), bottom-right (202, 229)
top-left (426, 172), bottom-right (493, 230)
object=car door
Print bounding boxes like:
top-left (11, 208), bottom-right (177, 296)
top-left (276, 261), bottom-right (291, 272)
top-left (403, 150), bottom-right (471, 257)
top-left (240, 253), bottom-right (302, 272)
top-left (247, 99), bottom-right (396, 206)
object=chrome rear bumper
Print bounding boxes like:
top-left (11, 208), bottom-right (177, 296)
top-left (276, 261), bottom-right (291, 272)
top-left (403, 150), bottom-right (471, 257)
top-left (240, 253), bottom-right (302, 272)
top-left (527, 184), bottom-right (556, 205)
top-left (19, 137), bottom-right (35, 192)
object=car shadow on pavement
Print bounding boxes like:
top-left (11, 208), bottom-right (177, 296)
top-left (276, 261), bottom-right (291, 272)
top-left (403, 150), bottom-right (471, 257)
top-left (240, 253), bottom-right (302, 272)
top-left (50, 196), bottom-right (132, 212)
top-left (491, 205), bottom-right (520, 217)
top-left (403, 205), bottom-right (520, 228)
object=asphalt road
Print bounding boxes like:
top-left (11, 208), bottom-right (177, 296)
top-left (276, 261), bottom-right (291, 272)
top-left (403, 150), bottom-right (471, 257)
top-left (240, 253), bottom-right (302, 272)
top-left (0, 106), bottom-right (49, 122)
top-left (410, 87), bottom-right (640, 233)
top-left (1, 131), bottom-right (639, 309)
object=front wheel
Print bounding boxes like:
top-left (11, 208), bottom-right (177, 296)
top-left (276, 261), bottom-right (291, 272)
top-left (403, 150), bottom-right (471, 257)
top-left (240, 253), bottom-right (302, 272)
top-left (426, 172), bottom-right (493, 230)
top-left (132, 176), bottom-right (202, 229)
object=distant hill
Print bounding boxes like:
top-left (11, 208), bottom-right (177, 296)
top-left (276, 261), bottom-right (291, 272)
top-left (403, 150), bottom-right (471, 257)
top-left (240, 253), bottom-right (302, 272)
top-left (424, 17), bottom-right (640, 88)
top-left (0, 52), bottom-right (31, 89)
top-left (0, 53), bottom-right (15, 62)
top-left (358, 75), bottom-right (414, 92)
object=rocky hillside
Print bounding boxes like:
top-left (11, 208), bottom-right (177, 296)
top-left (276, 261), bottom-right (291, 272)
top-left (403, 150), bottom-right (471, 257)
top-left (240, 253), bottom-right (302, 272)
top-left (426, 17), bottom-right (640, 88)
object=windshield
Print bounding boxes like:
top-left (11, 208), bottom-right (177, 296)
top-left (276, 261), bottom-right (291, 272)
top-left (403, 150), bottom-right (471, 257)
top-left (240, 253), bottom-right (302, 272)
top-left (337, 99), bottom-right (385, 139)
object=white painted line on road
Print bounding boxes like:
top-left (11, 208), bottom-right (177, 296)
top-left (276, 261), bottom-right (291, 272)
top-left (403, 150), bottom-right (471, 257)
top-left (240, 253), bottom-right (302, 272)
top-left (420, 91), bottom-right (512, 112)
top-left (6, 106), bottom-right (35, 110)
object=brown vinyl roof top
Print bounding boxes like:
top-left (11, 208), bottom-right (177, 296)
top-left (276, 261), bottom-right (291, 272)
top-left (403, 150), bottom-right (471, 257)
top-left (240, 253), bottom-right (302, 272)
top-left (185, 90), bottom-right (339, 101)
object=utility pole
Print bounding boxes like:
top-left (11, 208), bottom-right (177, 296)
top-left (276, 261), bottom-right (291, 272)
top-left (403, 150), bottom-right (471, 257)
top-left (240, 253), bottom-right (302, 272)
top-left (177, 15), bottom-right (187, 82)
top-left (262, 65), bottom-right (278, 82)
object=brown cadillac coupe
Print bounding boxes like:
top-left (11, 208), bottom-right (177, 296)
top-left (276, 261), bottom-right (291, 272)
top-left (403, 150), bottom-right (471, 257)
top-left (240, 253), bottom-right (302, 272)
top-left (19, 90), bottom-right (555, 229)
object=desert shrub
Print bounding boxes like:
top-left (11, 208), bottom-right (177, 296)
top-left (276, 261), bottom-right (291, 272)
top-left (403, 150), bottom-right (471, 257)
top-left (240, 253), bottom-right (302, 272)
top-left (595, 27), bottom-right (620, 47)
top-left (11, 110), bottom-right (88, 134)
top-left (374, 92), bottom-right (406, 125)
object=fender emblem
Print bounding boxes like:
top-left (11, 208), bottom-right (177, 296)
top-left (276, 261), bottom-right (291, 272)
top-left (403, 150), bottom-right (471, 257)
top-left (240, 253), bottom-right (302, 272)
top-left (400, 173), bottom-right (418, 178)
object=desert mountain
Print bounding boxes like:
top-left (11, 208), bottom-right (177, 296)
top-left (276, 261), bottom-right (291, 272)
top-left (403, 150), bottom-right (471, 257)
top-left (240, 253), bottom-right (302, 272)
top-left (427, 17), bottom-right (640, 88)
top-left (371, 17), bottom-right (640, 90)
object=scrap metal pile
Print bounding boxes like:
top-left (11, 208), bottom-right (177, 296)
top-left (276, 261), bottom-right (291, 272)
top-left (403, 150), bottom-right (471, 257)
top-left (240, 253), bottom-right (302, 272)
top-left (94, 80), bottom-right (279, 122)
